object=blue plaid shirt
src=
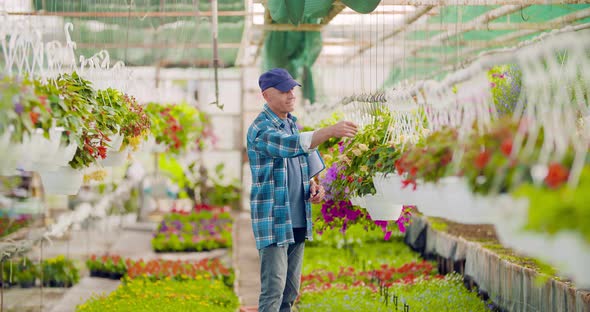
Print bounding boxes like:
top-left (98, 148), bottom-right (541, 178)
top-left (247, 104), bottom-right (314, 250)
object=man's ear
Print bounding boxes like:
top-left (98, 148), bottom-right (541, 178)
top-left (261, 90), bottom-right (269, 102)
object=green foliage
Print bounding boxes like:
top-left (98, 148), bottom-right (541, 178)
top-left (512, 166), bottom-right (590, 244)
top-left (206, 163), bottom-right (241, 208)
top-left (303, 235), bottom-right (421, 275)
top-left (76, 278), bottom-right (239, 312)
top-left (297, 274), bottom-right (488, 311)
top-left (1, 76), bottom-right (53, 143)
top-left (145, 102), bottom-right (209, 154)
top-left (41, 255), bottom-right (80, 287)
top-left (397, 127), bottom-right (457, 183)
top-left (330, 108), bottom-right (397, 197)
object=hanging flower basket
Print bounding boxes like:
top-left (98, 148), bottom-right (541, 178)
top-left (39, 166), bottom-right (84, 195)
top-left (492, 196), bottom-right (590, 288)
top-left (363, 194), bottom-right (404, 221)
top-left (108, 132), bottom-right (124, 152)
top-left (101, 147), bottom-right (129, 167)
top-left (0, 130), bottom-right (19, 176)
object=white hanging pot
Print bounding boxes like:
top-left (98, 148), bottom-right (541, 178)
top-left (30, 128), bottom-right (70, 172)
top-left (492, 196), bottom-right (590, 288)
top-left (108, 133), bottom-right (124, 151)
top-left (364, 194), bottom-right (403, 221)
top-left (39, 166), bottom-right (83, 195)
top-left (0, 130), bottom-right (18, 176)
top-left (101, 147), bottom-right (129, 167)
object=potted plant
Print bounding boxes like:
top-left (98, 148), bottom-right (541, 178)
top-left (41, 255), bottom-right (80, 287)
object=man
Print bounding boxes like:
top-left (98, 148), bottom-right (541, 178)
top-left (246, 68), bottom-right (358, 312)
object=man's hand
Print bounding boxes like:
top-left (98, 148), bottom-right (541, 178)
top-left (328, 121), bottom-right (358, 138)
top-left (309, 179), bottom-right (325, 204)
top-left (310, 121), bottom-right (358, 149)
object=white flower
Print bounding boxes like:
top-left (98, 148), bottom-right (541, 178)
top-left (351, 148), bottom-right (362, 157)
top-left (358, 144), bottom-right (369, 152)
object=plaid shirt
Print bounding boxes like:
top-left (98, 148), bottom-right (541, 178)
top-left (247, 104), bottom-right (314, 250)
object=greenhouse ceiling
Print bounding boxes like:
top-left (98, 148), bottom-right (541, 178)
top-left (3, 0), bottom-right (590, 82)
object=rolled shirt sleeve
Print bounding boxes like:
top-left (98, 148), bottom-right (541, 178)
top-left (299, 131), bottom-right (315, 153)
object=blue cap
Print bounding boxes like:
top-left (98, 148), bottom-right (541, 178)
top-left (258, 68), bottom-right (301, 92)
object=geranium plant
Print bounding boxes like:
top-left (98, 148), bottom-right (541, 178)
top-left (512, 164), bottom-right (588, 243)
top-left (1, 76), bottom-right (53, 143)
top-left (145, 102), bottom-right (209, 154)
top-left (395, 127), bottom-right (457, 187)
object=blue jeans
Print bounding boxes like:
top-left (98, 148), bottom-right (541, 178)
top-left (258, 242), bottom-right (305, 312)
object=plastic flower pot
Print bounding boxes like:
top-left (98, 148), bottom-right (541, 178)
top-left (39, 166), bottom-right (83, 195)
top-left (493, 196), bottom-right (590, 288)
top-left (101, 147), bottom-right (128, 167)
top-left (107, 132), bottom-right (124, 151)
top-left (364, 194), bottom-right (403, 221)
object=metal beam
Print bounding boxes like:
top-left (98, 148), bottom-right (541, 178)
top-left (253, 0), bottom-right (586, 4)
top-left (76, 42), bottom-right (241, 49)
top-left (7, 10), bottom-right (249, 17)
top-left (236, 0), bottom-right (254, 66)
top-left (250, 6), bottom-right (272, 66)
top-left (344, 6), bottom-right (436, 63)
top-left (439, 8), bottom-right (590, 67)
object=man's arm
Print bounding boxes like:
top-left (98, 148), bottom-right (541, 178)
top-left (310, 121), bottom-right (358, 149)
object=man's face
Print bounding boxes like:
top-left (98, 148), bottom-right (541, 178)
top-left (263, 87), bottom-right (296, 118)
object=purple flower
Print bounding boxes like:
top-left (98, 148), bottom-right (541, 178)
top-left (384, 231), bottom-right (392, 241)
top-left (338, 141), bottom-right (345, 153)
top-left (13, 96), bottom-right (23, 114)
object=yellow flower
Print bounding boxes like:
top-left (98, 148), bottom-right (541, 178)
top-left (360, 165), bottom-right (368, 172)
top-left (351, 148), bottom-right (362, 157)
top-left (358, 144), bottom-right (369, 152)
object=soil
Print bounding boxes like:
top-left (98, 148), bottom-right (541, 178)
top-left (427, 216), bottom-right (499, 242)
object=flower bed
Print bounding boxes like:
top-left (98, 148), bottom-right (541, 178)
top-left (77, 278), bottom-right (238, 312)
top-left (151, 211), bottom-right (232, 252)
top-left (296, 225), bottom-right (490, 311)
top-left (85, 255), bottom-right (234, 286)
top-left (0, 214), bottom-right (31, 239)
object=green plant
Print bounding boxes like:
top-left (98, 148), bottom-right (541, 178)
top-left (1, 76), bottom-right (53, 144)
top-left (48, 72), bottom-right (106, 169)
top-left (396, 127), bottom-right (457, 184)
top-left (76, 278), bottom-right (239, 312)
top-left (145, 102), bottom-right (209, 154)
top-left (118, 94), bottom-right (150, 151)
top-left (460, 117), bottom-right (534, 194)
top-left (205, 163), bottom-right (241, 208)
top-left (330, 108), bottom-right (396, 198)
top-left (512, 165), bottom-right (590, 244)
top-left (41, 255), bottom-right (80, 287)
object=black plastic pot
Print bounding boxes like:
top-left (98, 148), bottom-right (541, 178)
top-left (19, 280), bottom-right (35, 288)
top-left (108, 272), bottom-right (124, 280)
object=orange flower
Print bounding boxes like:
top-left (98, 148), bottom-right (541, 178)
top-left (500, 138), bottom-right (513, 157)
top-left (544, 163), bottom-right (569, 189)
top-left (474, 150), bottom-right (491, 170)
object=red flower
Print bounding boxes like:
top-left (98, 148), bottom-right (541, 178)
top-left (474, 150), bottom-right (491, 170)
top-left (544, 163), bottom-right (569, 189)
top-left (97, 146), bottom-right (108, 159)
top-left (29, 111), bottom-right (39, 124)
top-left (500, 138), bottom-right (513, 157)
